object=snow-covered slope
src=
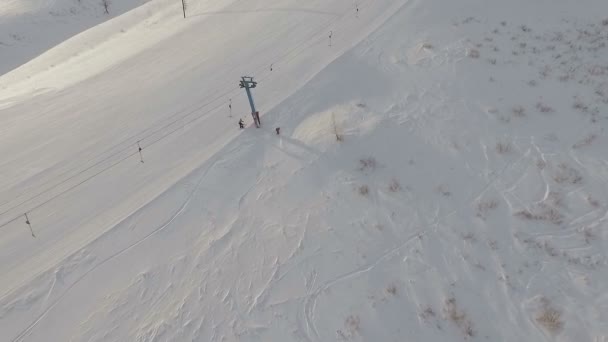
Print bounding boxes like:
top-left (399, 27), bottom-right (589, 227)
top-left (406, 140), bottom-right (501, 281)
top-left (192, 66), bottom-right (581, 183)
top-left (1, 0), bottom-right (607, 341)
top-left (0, 0), bottom-right (151, 76)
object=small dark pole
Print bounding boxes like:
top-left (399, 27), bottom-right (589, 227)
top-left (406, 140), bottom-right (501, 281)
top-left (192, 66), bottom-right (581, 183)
top-left (229, 99), bottom-right (232, 117)
top-left (181, 0), bottom-right (186, 18)
top-left (270, 63), bottom-right (273, 71)
top-left (329, 31), bottom-right (333, 47)
top-left (356, 6), bottom-right (359, 18)
top-left (24, 213), bottom-right (35, 237)
top-left (137, 141), bottom-right (144, 163)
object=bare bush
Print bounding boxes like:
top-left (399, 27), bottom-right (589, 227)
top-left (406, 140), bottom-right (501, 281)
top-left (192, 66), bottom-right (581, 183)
top-left (495, 141), bottom-right (512, 154)
top-left (553, 163), bottom-right (583, 185)
top-left (586, 195), bottom-right (600, 208)
top-left (514, 203), bottom-right (564, 225)
top-left (603, 18), bottom-right (608, 26)
top-left (536, 302), bottom-right (563, 334)
top-left (358, 157), bottom-right (377, 171)
top-left (477, 198), bottom-right (499, 218)
top-left (540, 65), bottom-right (551, 79)
top-left (580, 227), bottom-right (595, 244)
top-left (588, 65), bottom-right (606, 76)
top-left (573, 99), bottom-right (589, 113)
top-left (467, 48), bottom-right (480, 58)
top-left (358, 185), bottom-right (369, 196)
top-left (536, 158), bottom-right (546, 170)
top-left (388, 179), bottom-right (401, 192)
top-left (436, 185), bottom-right (451, 197)
top-left (337, 315), bottom-right (361, 339)
top-left (420, 306), bottom-right (436, 320)
top-left (546, 191), bottom-right (564, 207)
top-left (520, 25), bottom-right (532, 33)
top-left (444, 297), bottom-right (475, 337)
top-left (386, 284), bottom-right (398, 296)
top-left (512, 105), bottom-right (526, 117)
top-left (462, 232), bottom-right (477, 242)
top-left (488, 239), bottom-right (499, 250)
top-left (572, 133), bottom-right (597, 149)
top-left (422, 42), bottom-right (433, 49)
top-left (536, 102), bottom-right (554, 113)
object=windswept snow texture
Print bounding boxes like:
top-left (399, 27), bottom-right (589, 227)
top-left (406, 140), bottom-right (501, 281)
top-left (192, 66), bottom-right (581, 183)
top-left (1, 0), bottom-right (608, 341)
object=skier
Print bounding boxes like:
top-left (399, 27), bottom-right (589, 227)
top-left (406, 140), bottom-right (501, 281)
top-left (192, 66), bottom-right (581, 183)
top-left (275, 127), bottom-right (280, 135)
top-left (239, 119), bottom-right (244, 129)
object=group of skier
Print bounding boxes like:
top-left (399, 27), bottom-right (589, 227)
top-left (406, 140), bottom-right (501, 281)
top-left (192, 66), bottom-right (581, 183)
top-left (238, 116), bottom-right (280, 135)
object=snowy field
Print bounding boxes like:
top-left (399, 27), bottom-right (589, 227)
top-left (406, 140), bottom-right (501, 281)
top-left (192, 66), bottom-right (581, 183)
top-left (1, 0), bottom-right (608, 341)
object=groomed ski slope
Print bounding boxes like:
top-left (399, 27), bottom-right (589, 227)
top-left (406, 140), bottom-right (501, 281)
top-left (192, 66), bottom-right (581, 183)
top-left (0, 0), bottom-right (147, 76)
top-left (1, 0), bottom-right (608, 341)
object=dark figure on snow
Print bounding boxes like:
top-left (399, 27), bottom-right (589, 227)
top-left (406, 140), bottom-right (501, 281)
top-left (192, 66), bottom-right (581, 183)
top-left (275, 127), bottom-right (280, 135)
top-left (239, 119), bottom-right (244, 129)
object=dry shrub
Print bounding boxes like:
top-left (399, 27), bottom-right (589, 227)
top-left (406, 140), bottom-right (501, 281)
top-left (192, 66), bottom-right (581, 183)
top-left (586, 195), bottom-right (600, 208)
top-left (422, 42), bottom-right (433, 49)
top-left (388, 179), bottom-right (402, 192)
top-left (386, 285), bottom-right (398, 296)
top-left (540, 65), bottom-right (551, 79)
top-left (462, 232), bottom-right (477, 242)
top-left (478, 199), bottom-right (499, 211)
top-left (436, 185), bottom-right (451, 197)
top-left (553, 163), bottom-right (583, 184)
top-left (514, 203), bottom-right (564, 225)
top-left (588, 65), bottom-right (606, 76)
top-left (512, 105), bottom-right (526, 117)
top-left (496, 141), bottom-right (512, 154)
top-left (488, 239), bottom-right (499, 250)
top-left (444, 297), bottom-right (475, 337)
top-left (358, 185), bottom-right (370, 196)
top-left (420, 306), bottom-right (436, 320)
top-left (536, 302), bottom-right (563, 334)
top-left (580, 227), bottom-right (595, 244)
top-left (536, 158), bottom-right (547, 170)
top-left (467, 48), bottom-right (480, 58)
top-left (573, 99), bottom-right (589, 113)
top-left (546, 191), bottom-right (563, 207)
top-left (536, 102), bottom-right (554, 113)
top-left (337, 315), bottom-right (361, 339)
top-left (477, 199), bottom-right (499, 218)
top-left (358, 157), bottom-right (377, 171)
top-left (572, 133), bottom-right (597, 149)
top-left (602, 18), bottom-right (608, 26)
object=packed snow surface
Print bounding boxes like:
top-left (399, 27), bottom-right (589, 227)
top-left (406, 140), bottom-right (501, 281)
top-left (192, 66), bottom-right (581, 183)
top-left (1, 0), bottom-right (607, 341)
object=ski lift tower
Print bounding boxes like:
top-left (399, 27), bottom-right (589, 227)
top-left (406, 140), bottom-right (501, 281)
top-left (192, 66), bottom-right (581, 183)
top-left (239, 76), bottom-right (261, 128)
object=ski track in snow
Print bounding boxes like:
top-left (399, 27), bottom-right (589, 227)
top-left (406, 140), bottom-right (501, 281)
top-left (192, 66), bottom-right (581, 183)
top-left (11, 155), bottom-right (221, 342)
